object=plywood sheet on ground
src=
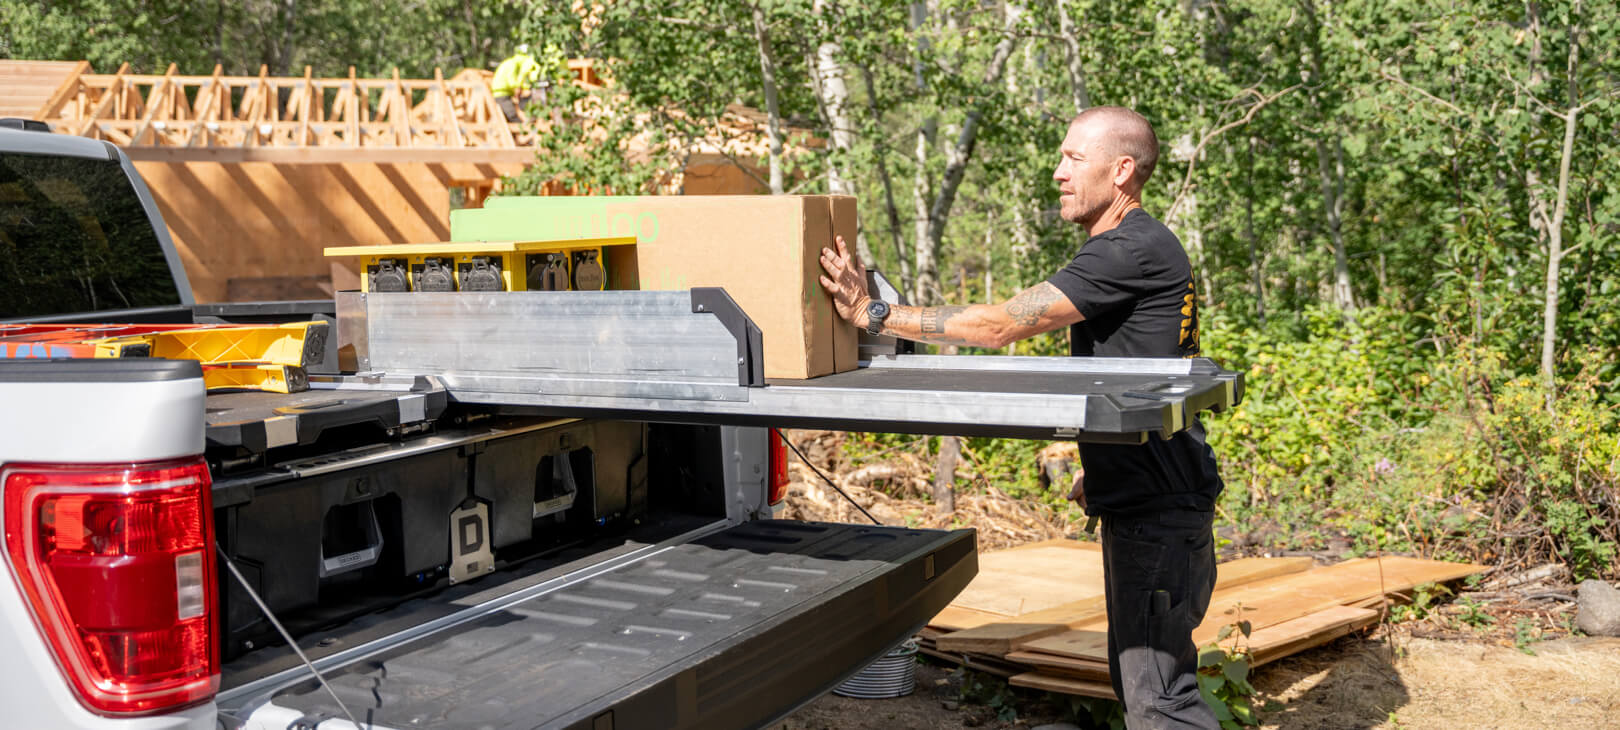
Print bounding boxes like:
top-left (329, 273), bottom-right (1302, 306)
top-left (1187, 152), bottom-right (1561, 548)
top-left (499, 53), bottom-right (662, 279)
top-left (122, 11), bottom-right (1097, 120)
top-left (1005, 650), bottom-right (1112, 681)
top-left (949, 542), bottom-right (1105, 616)
top-left (1020, 556), bottom-right (1484, 661)
top-left (1005, 605), bottom-right (1377, 683)
top-left (1246, 605), bottom-right (1379, 666)
top-left (934, 556), bottom-right (1313, 655)
top-left (1008, 671), bottom-right (1118, 700)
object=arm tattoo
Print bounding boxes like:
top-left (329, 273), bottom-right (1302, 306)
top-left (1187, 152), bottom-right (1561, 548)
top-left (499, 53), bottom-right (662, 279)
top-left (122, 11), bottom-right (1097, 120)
top-left (1003, 284), bottom-right (1063, 328)
top-left (920, 306), bottom-right (968, 335)
top-left (881, 305), bottom-right (973, 346)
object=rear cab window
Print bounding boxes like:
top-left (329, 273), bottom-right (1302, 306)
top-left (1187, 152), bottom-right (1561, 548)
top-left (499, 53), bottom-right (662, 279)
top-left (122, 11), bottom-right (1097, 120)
top-left (0, 151), bottom-right (182, 318)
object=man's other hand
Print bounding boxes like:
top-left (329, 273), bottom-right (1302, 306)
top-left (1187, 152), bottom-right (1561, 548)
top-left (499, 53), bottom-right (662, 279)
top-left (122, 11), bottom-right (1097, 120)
top-left (1067, 469), bottom-right (1086, 510)
top-left (819, 234), bottom-right (871, 327)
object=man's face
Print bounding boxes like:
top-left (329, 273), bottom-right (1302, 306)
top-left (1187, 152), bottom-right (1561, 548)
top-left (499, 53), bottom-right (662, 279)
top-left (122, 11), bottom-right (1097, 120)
top-left (1052, 120), bottom-right (1119, 226)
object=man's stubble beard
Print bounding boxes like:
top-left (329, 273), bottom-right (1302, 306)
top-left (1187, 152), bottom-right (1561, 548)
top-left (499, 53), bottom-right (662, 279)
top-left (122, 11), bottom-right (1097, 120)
top-left (1065, 193), bottom-right (1108, 231)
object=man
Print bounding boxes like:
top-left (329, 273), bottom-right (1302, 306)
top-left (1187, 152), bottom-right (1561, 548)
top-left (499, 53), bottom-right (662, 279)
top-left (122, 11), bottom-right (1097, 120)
top-left (818, 106), bottom-right (1223, 730)
top-left (492, 44), bottom-right (543, 122)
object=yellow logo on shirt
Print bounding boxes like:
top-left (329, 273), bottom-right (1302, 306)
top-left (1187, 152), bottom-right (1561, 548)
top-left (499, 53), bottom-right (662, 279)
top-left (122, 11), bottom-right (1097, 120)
top-left (1179, 281), bottom-right (1199, 356)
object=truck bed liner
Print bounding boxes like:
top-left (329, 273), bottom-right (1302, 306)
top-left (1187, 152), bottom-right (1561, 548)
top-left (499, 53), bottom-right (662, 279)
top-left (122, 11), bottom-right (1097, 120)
top-left (243, 520), bottom-right (975, 730)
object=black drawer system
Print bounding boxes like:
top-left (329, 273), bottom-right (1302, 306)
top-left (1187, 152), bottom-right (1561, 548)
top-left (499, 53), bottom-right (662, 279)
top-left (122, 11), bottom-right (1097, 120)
top-left (211, 416), bottom-right (708, 661)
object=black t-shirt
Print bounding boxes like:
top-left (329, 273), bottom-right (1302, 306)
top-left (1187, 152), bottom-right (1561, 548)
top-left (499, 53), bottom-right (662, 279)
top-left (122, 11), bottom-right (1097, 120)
top-left (1046, 208), bottom-right (1223, 517)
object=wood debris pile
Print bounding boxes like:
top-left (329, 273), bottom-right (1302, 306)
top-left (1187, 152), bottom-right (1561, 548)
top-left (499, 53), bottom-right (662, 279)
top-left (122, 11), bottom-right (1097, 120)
top-left (917, 539), bottom-right (1489, 699)
top-left (777, 430), bottom-right (1072, 550)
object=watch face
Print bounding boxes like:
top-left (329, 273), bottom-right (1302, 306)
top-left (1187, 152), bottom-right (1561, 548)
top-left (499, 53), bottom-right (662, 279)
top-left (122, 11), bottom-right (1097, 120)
top-left (868, 300), bottom-right (890, 318)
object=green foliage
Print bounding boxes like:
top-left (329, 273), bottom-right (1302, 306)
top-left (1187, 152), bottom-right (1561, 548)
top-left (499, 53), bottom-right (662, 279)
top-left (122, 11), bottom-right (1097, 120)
top-left (1390, 583), bottom-right (1451, 623)
top-left (14, 0), bottom-right (1618, 589)
top-left (1, 0), bottom-right (528, 76)
top-left (1198, 621), bottom-right (1260, 729)
top-left (1452, 596), bottom-right (1496, 630)
top-left (1513, 618), bottom-right (1541, 656)
top-left (957, 669), bottom-right (1020, 723)
top-left (1061, 694), bottom-right (1125, 730)
top-left (1203, 302), bottom-right (1620, 579)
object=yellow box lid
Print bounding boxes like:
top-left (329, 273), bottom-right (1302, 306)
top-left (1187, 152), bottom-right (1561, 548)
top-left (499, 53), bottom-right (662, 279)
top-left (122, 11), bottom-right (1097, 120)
top-left (324, 236), bottom-right (636, 258)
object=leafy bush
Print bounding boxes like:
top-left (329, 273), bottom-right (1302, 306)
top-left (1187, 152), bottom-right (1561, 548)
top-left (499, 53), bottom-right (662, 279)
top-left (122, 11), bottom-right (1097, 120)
top-left (1199, 622), bottom-right (1260, 729)
top-left (1203, 305), bottom-right (1619, 579)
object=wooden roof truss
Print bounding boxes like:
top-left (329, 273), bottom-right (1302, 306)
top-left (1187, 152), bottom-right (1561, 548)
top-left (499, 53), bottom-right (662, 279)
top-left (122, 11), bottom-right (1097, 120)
top-left (47, 64), bottom-right (523, 149)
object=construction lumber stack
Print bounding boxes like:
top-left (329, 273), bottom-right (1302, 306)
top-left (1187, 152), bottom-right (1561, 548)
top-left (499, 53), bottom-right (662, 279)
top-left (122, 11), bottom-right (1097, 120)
top-left (917, 539), bottom-right (1487, 699)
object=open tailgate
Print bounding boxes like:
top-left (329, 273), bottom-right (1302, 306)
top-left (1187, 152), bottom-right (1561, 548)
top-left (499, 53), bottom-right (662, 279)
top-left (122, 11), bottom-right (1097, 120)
top-left (232, 520), bottom-right (975, 730)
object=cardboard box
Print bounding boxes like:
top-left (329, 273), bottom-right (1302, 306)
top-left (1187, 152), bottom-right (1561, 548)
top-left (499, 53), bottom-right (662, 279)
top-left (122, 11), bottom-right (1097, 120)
top-left (451, 196), bottom-right (860, 380)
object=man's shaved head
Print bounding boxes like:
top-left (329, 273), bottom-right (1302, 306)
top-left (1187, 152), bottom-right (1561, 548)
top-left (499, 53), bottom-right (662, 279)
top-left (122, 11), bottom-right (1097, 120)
top-left (1070, 106), bottom-right (1159, 189)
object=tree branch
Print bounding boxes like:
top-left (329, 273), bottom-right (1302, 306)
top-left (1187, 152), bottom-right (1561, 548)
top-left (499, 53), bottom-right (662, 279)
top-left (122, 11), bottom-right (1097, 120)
top-left (1165, 84), bottom-right (1299, 223)
top-left (1377, 68), bottom-right (1466, 116)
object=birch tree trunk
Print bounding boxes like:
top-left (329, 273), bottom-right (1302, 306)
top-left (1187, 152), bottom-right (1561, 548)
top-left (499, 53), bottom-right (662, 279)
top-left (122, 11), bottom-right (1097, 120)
top-left (922, 3), bottom-right (1021, 285)
top-left (1540, 0), bottom-right (1582, 387)
top-left (810, 0), bottom-right (870, 262)
top-left (910, 1), bottom-right (941, 304)
top-left (860, 63), bottom-right (914, 292)
top-left (913, 118), bottom-right (940, 304)
top-left (751, 3), bottom-right (786, 195)
top-left (933, 436), bottom-right (960, 514)
top-left (1053, 0), bottom-right (1091, 115)
top-left (1300, 0), bottom-right (1353, 312)
top-left (1247, 135), bottom-right (1265, 323)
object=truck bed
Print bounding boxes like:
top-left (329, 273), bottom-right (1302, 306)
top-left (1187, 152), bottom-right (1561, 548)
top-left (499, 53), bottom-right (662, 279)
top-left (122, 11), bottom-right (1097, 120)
top-left (226, 520), bottom-right (976, 730)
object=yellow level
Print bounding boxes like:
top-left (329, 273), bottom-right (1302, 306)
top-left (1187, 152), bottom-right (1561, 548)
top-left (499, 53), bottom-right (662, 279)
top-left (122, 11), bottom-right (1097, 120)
top-left (203, 364), bottom-right (309, 394)
top-left (323, 237), bottom-right (633, 293)
top-left (92, 321), bottom-right (328, 368)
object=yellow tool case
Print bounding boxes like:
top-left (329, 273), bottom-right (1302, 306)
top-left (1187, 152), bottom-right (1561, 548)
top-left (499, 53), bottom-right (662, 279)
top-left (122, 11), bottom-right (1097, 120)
top-left (325, 237), bottom-right (635, 293)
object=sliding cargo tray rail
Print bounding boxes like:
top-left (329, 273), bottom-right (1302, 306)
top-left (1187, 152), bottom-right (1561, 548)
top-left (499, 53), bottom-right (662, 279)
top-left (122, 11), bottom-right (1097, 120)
top-left (343, 289), bottom-right (1243, 443)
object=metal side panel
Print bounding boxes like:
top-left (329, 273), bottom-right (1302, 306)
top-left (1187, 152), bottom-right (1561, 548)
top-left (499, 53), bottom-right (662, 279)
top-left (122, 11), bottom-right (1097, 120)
top-left (461, 354), bottom-right (1243, 442)
top-left (365, 290), bottom-right (754, 401)
top-left (243, 520), bottom-right (976, 730)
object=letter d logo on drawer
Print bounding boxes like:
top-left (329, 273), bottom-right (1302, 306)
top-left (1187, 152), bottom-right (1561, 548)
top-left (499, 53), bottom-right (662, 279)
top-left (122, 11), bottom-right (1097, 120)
top-left (448, 500), bottom-right (494, 585)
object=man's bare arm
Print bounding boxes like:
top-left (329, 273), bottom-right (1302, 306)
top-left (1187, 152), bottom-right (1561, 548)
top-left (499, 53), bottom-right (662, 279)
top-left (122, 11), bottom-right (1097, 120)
top-left (818, 235), bottom-right (1083, 348)
top-left (870, 282), bottom-right (1084, 348)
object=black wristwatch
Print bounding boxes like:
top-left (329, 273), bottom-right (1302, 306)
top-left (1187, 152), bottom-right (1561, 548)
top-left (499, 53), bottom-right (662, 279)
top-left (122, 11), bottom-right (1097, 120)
top-left (864, 299), bottom-right (891, 336)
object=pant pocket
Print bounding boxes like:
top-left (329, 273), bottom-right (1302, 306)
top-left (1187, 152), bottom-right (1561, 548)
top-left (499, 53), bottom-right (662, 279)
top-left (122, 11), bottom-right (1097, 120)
top-left (1145, 591), bottom-right (1198, 714)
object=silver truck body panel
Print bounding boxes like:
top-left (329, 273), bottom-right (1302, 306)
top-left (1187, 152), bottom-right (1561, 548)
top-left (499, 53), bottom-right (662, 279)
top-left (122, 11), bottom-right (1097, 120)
top-left (0, 378), bottom-right (204, 463)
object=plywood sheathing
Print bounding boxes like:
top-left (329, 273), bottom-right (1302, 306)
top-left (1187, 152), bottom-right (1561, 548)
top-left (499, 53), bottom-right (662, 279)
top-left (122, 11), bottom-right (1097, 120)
top-left (0, 60), bottom-right (89, 120)
top-left (921, 539), bottom-right (1488, 700)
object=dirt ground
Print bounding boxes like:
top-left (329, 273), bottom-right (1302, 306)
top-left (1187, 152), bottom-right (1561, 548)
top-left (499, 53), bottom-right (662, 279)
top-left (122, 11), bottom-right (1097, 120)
top-left (772, 430), bottom-right (1620, 730)
top-left (774, 631), bottom-right (1620, 729)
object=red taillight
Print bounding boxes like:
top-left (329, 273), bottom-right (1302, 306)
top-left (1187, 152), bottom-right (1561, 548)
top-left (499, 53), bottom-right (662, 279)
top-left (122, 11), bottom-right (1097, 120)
top-left (768, 429), bottom-right (791, 506)
top-left (3, 458), bottom-right (219, 716)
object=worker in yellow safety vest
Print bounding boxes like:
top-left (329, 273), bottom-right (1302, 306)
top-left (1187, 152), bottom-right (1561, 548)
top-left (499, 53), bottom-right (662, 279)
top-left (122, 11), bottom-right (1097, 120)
top-left (493, 44), bottom-right (544, 122)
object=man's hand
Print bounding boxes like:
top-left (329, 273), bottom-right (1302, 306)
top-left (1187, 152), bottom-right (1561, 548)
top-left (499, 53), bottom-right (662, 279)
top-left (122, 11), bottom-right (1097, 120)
top-left (1067, 469), bottom-right (1086, 510)
top-left (819, 234), bottom-right (871, 328)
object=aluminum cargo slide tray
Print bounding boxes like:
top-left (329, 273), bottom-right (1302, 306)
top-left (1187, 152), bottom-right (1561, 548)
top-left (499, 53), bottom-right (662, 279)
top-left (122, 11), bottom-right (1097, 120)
top-left (243, 520), bottom-right (976, 730)
top-left (357, 290), bottom-right (1243, 443)
top-left (464, 354), bottom-right (1241, 443)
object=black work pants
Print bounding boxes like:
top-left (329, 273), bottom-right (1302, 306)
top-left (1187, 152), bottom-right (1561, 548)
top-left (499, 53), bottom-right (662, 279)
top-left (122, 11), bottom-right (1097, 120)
top-left (1102, 510), bottom-right (1219, 730)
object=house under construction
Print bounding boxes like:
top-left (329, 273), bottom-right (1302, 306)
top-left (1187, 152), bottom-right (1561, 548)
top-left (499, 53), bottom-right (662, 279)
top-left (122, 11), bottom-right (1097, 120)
top-left (3, 59), bottom-right (769, 302)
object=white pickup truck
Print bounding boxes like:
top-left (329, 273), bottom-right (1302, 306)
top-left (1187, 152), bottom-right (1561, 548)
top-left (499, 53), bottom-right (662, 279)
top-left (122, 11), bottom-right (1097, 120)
top-left (0, 120), bottom-right (1239, 729)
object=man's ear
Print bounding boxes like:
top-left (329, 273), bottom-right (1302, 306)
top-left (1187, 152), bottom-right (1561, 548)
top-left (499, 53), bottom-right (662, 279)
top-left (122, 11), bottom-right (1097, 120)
top-left (1112, 156), bottom-right (1137, 188)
